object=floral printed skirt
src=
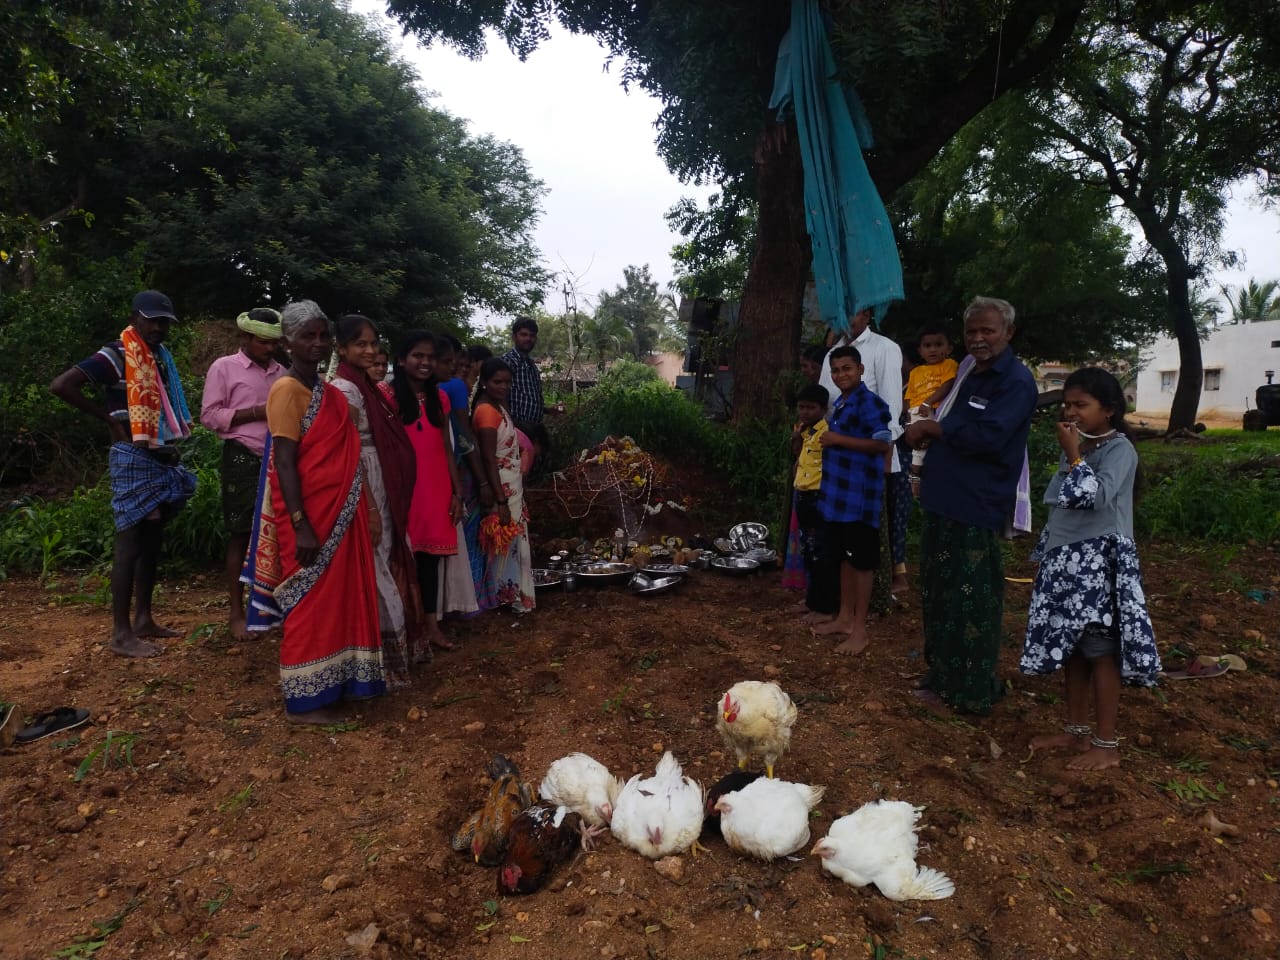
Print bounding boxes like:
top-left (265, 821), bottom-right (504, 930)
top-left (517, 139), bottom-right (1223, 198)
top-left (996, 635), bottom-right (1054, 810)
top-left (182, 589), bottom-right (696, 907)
top-left (1021, 535), bottom-right (1161, 685)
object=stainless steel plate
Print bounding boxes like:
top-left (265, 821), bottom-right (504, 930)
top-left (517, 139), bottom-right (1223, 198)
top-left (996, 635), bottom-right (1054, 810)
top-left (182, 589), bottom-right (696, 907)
top-left (710, 556), bottom-right (761, 576)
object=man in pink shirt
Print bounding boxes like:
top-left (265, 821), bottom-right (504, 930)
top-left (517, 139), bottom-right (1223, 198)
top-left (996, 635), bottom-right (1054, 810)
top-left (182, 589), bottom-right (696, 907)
top-left (200, 309), bottom-right (286, 639)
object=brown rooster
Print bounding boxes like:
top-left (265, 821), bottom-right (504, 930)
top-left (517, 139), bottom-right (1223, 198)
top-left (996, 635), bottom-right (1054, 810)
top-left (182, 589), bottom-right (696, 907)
top-left (497, 801), bottom-right (605, 895)
top-left (451, 755), bottom-right (534, 866)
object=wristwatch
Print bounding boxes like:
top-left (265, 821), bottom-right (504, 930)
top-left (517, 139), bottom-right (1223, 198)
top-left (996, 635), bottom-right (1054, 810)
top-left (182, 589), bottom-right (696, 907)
top-left (289, 509), bottom-right (306, 526)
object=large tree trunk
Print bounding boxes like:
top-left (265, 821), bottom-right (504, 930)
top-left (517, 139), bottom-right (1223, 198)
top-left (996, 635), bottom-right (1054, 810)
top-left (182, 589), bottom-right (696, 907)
top-left (731, 121), bottom-right (810, 425)
top-left (1165, 266), bottom-right (1203, 432)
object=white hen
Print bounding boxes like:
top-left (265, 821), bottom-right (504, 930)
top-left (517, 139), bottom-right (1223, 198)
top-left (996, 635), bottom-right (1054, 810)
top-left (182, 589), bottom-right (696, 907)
top-left (812, 800), bottom-right (954, 901)
top-left (538, 753), bottom-right (624, 828)
top-left (716, 680), bottom-right (797, 778)
top-left (610, 751), bottom-right (705, 858)
top-left (715, 777), bottom-right (825, 861)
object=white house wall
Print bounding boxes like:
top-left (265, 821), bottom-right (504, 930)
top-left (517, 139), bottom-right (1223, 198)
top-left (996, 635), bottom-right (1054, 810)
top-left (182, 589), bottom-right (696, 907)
top-left (1134, 319), bottom-right (1280, 419)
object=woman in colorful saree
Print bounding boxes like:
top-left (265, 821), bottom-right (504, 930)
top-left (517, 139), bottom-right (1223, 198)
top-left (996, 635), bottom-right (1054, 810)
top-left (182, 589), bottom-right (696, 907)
top-left (472, 358), bottom-right (535, 614)
top-left (246, 300), bottom-right (385, 723)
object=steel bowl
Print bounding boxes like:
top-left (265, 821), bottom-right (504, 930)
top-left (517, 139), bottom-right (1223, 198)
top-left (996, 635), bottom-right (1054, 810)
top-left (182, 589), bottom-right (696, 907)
top-left (532, 568), bottom-right (563, 590)
top-left (629, 573), bottom-right (683, 596)
top-left (642, 562), bottom-right (690, 577)
top-left (712, 537), bottom-right (737, 555)
top-left (576, 561), bottom-right (635, 585)
top-left (728, 522), bottom-right (769, 548)
top-left (710, 556), bottom-right (761, 576)
top-left (741, 547), bottom-right (778, 566)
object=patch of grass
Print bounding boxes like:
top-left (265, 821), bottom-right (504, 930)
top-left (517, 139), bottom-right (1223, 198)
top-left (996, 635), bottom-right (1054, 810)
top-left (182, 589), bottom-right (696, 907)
top-left (73, 731), bottom-right (137, 783)
top-left (218, 784), bottom-right (254, 817)
top-left (637, 651), bottom-right (660, 671)
top-left (1221, 735), bottom-right (1269, 753)
top-left (433, 693), bottom-right (480, 708)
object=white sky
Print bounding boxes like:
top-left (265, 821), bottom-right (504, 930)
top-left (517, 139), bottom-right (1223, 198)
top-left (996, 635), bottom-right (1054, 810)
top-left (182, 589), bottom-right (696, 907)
top-left (351, 1), bottom-right (1280, 322)
top-left (352, 0), bottom-right (713, 318)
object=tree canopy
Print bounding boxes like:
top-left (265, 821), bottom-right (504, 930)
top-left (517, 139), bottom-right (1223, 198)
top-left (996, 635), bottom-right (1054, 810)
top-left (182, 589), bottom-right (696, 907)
top-left (1, 0), bottom-right (550, 329)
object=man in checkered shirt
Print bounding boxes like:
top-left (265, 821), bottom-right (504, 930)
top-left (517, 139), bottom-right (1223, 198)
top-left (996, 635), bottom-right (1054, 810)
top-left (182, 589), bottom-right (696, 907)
top-left (501, 315), bottom-right (546, 472)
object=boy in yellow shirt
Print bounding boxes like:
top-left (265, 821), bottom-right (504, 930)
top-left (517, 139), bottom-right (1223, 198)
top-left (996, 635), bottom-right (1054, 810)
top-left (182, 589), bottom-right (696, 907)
top-left (904, 323), bottom-right (959, 495)
top-left (791, 383), bottom-right (837, 618)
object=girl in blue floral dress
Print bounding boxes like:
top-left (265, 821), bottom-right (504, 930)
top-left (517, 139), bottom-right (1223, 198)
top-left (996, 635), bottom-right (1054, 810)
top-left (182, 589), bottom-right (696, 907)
top-left (1021, 368), bottom-right (1160, 771)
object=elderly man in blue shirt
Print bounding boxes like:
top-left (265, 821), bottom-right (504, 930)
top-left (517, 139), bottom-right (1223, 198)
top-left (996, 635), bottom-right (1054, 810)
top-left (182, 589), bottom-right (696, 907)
top-left (904, 296), bottom-right (1038, 714)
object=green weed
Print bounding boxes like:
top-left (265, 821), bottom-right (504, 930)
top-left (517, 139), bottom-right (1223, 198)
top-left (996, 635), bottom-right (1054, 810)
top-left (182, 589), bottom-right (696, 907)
top-left (218, 785), bottom-right (254, 817)
top-left (1174, 755), bottom-right (1209, 774)
top-left (1157, 776), bottom-right (1224, 804)
top-left (51, 897), bottom-right (137, 958)
top-left (319, 721), bottom-right (361, 734)
top-left (602, 685), bottom-right (631, 714)
top-left (73, 731), bottom-right (138, 783)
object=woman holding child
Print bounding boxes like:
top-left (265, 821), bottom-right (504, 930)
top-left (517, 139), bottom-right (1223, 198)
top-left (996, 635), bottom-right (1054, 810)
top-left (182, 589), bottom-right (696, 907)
top-left (903, 296), bottom-right (1038, 715)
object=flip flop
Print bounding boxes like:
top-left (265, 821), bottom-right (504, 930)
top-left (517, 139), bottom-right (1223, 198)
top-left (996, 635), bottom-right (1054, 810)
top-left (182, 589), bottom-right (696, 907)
top-left (14, 707), bottom-right (90, 744)
top-left (1195, 654), bottom-right (1247, 672)
top-left (1161, 659), bottom-right (1230, 681)
top-left (0, 702), bottom-right (22, 748)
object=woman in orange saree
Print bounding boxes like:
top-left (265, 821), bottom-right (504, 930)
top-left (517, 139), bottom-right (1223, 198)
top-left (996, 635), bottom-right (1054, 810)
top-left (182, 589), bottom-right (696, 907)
top-left (244, 301), bottom-right (385, 723)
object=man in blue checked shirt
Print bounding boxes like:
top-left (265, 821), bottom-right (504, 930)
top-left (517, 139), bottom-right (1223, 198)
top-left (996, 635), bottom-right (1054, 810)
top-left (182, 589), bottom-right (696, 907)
top-left (812, 344), bottom-right (893, 656)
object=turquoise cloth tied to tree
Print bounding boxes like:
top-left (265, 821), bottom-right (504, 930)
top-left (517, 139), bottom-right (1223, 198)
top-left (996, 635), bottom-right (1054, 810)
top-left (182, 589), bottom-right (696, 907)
top-left (769, 0), bottom-right (903, 333)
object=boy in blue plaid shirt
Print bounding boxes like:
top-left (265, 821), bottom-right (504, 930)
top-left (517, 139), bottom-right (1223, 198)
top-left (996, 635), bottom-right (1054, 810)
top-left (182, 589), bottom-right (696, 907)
top-left (813, 345), bottom-right (893, 654)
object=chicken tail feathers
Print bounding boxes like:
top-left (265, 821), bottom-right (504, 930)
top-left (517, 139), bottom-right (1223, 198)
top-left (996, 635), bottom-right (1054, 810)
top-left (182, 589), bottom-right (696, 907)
top-left (799, 783), bottom-right (826, 809)
top-left (487, 754), bottom-right (520, 780)
top-left (897, 865), bottom-right (955, 901)
top-left (654, 751), bottom-right (681, 781)
top-left (451, 811), bottom-right (480, 852)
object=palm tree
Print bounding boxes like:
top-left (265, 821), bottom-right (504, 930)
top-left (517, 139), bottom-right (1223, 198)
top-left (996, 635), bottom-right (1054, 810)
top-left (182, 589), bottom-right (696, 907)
top-left (1220, 278), bottom-right (1280, 324)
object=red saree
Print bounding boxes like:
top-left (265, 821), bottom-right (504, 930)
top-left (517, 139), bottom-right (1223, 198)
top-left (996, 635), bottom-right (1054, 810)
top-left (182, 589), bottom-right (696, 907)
top-left (248, 380), bottom-right (385, 712)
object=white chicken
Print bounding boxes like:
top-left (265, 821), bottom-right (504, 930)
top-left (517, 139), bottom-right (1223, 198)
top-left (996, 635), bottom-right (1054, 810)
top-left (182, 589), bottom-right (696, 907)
top-left (714, 777), bottom-right (825, 861)
top-left (716, 680), bottom-right (798, 778)
top-left (610, 751), bottom-right (705, 858)
top-left (538, 753), bottom-right (624, 828)
top-left (812, 800), bottom-right (954, 901)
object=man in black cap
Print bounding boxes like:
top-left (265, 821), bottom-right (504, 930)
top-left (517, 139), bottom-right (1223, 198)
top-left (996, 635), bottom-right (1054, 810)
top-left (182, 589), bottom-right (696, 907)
top-left (51, 290), bottom-right (197, 657)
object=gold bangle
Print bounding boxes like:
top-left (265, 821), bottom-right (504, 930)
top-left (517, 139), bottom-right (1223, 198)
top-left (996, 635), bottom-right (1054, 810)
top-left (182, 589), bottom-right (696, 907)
top-left (1070, 456), bottom-right (1085, 468)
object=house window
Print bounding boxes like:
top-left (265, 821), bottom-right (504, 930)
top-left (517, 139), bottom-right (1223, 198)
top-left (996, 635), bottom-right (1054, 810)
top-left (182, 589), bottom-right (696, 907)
top-left (1204, 369), bottom-right (1221, 392)
top-left (1159, 371), bottom-right (1176, 393)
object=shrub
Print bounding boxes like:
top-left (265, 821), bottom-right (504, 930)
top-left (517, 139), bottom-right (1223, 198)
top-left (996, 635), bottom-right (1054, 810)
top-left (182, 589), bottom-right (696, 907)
top-left (0, 427), bottom-right (228, 579)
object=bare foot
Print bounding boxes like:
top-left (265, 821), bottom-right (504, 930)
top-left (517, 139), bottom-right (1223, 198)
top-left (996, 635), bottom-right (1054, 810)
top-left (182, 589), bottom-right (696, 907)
top-left (1066, 746), bottom-right (1121, 771)
top-left (109, 631), bottom-right (164, 658)
top-left (802, 610), bottom-right (834, 624)
top-left (427, 632), bottom-right (457, 652)
top-left (134, 619), bottom-right (180, 639)
top-left (229, 615), bottom-right (251, 642)
top-left (834, 630), bottom-right (869, 656)
top-left (812, 618), bottom-right (856, 636)
top-left (287, 706), bottom-right (347, 725)
top-left (891, 574), bottom-right (908, 594)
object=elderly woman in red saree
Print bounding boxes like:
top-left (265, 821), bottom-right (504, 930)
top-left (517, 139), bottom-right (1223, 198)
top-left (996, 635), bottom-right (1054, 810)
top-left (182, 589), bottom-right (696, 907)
top-left (243, 300), bottom-right (385, 723)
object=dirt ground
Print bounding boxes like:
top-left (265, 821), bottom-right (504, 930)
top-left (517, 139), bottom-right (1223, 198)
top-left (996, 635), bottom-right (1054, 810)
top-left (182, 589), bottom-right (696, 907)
top-left (1, 539), bottom-right (1278, 960)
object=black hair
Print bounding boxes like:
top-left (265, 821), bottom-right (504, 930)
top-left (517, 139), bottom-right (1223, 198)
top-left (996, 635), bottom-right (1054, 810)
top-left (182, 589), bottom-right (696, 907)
top-left (916, 321), bottom-right (951, 344)
top-left (511, 315), bottom-right (538, 336)
top-left (801, 344), bottom-right (828, 366)
top-left (391, 329), bottom-right (443, 427)
top-left (247, 307), bottom-right (282, 327)
top-left (467, 344), bottom-right (493, 363)
top-left (335, 313), bottom-right (378, 347)
top-left (472, 357), bottom-right (513, 415)
top-left (437, 333), bottom-right (463, 355)
top-left (796, 384), bottom-right (830, 407)
top-left (373, 343), bottom-right (390, 358)
top-left (828, 344), bottom-right (862, 365)
top-left (1063, 366), bottom-right (1143, 497)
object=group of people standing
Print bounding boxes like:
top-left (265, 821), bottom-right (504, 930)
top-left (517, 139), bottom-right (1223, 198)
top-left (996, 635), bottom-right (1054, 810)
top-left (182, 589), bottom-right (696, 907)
top-left (53, 293), bottom-right (546, 725)
top-left (786, 295), bottom-right (1159, 770)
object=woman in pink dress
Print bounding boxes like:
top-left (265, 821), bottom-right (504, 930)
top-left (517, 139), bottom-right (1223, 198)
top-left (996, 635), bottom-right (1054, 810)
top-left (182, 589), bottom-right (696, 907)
top-left (385, 331), bottom-right (464, 652)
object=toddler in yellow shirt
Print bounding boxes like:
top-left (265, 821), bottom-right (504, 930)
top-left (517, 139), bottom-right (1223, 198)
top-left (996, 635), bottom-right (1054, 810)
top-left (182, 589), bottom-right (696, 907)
top-left (905, 323), bottom-right (959, 495)
top-left (790, 383), bottom-right (838, 617)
